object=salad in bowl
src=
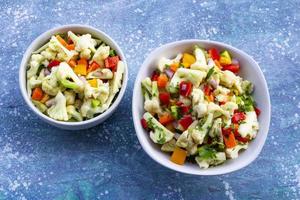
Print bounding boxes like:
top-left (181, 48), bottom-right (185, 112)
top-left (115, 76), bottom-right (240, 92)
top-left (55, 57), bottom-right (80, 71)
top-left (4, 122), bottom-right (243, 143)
top-left (139, 45), bottom-right (261, 169)
top-left (25, 30), bottom-right (124, 123)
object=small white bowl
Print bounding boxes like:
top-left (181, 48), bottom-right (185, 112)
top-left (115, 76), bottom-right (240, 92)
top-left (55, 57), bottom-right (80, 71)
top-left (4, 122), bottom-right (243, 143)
top-left (19, 24), bottom-right (128, 130)
top-left (132, 40), bottom-right (271, 175)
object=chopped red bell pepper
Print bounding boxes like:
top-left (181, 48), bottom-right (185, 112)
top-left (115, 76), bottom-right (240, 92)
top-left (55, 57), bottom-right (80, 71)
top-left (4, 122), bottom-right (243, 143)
top-left (178, 115), bottom-right (193, 130)
top-left (180, 105), bottom-right (190, 115)
top-left (203, 84), bottom-right (213, 96)
top-left (48, 60), bottom-right (61, 68)
top-left (104, 56), bottom-right (119, 71)
top-left (141, 118), bottom-right (148, 130)
top-left (159, 92), bottom-right (170, 105)
top-left (235, 135), bottom-right (249, 143)
top-left (232, 112), bottom-right (246, 123)
top-left (254, 107), bottom-right (261, 116)
top-left (222, 127), bottom-right (232, 137)
top-left (222, 64), bottom-right (240, 74)
top-left (179, 81), bottom-right (192, 96)
top-left (151, 71), bottom-right (159, 81)
top-left (176, 101), bottom-right (183, 106)
top-left (208, 48), bottom-right (220, 60)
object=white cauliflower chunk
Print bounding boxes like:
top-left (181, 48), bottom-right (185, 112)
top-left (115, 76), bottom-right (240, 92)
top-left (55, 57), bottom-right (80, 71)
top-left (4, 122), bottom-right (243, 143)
top-left (47, 91), bottom-right (68, 121)
top-left (226, 144), bottom-right (248, 159)
top-left (27, 54), bottom-right (45, 78)
top-left (238, 111), bottom-right (259, 139)
top-left (158, 53), bottom-right (182, 72)
top-left (92, 45), bottom-right (110, 66)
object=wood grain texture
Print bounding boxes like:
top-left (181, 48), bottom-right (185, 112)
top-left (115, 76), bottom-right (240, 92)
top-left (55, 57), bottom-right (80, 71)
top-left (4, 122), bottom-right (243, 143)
top-left (0, 0), bottom-right (299, 199)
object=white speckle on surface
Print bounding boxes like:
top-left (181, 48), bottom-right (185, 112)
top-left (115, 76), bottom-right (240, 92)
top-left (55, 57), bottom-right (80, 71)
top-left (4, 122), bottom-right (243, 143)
top-left (223, 181), bottom-right (236, 200)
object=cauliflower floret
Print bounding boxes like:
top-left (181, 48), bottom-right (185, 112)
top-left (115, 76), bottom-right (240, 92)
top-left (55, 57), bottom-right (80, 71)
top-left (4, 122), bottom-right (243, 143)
top-left (47, 91), bottom-right (68, 121)
top-left (67, 105), bottom-right (83, 121)
top-left (158, 53), bottom-right (182, 72)
top-left (207, 102), bottom-right (229, 118)
top-left (86, 68), bottom-right (113, 80)
top-left (27, 75), bottom-right (42, 97)
top-left (143, 112), bottom-right (174, 144)
top-left (238, 111), bottom-right (259, 139)
top-left (208, 118), bottom-right (223, 141)
top-left (195, 152), bottom-right (226, 169)
top-left (42, 67), bottom-right (60, 96)
top-left (84, 79), bottom-right (109, 104)
top-left (220, 70), bottom-right (238, 88)
top-left (32, 100), bottom-right (47, 113)
top-left (56, 62), bottom-right (84, 91)
top-left (221, 102), bottom-right (238, 117)
top-left (191, 113), bottom-right (213, 144)
top-left (226, 143), bottom-right (248, 159)
top-left (49, 36), bottom-right (78, 61)
top-left (190, 46), bottom-right (209, 71)
top-left (40, 48), bottom-right (57, 60)
top-left (64, 90), bottom-right (76, 105)
top-left (92, 45), bottom-right (110, 66)
top-left (68, 31), bottom-right (97, 59)
top-left (191, 88), bottom-right (204, 105)
top-left (143, 80), bottom-right (161, 114)
top-left (194, 103), bottom-right (208, 118)
top-left (161, 139), bottom-right (176, 152)
top-left (170, 68), bottom-right (206, 88)
top-left (27, 54), bottom-right (45, 78)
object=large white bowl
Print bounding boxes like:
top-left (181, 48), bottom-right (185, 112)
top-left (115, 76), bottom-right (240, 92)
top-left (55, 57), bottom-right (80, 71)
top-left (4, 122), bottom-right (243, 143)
top-left (132, 40), bottom-right (271, 175)
top-left (19, 24), bottom-right (128, 130)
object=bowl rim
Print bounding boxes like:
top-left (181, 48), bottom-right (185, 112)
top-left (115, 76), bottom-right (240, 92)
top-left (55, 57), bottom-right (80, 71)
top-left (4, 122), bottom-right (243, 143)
top-left (19, 24), bottom-right (128, 127)
top-left (132, 39), bottom-right (271, 175)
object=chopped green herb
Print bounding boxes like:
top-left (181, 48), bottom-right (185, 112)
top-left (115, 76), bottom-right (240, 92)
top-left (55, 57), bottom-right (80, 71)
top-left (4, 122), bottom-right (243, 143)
top-left (109, 49), bottom-right (116, 57)
top-left (205, 67), bottom-right (214, 80)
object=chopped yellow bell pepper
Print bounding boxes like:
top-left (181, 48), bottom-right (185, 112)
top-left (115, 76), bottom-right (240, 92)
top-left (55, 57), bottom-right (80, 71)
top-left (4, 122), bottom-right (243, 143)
top-left (170, 146), bottom-right (187, 165)
top-left (74, 58), bottom-right (88, 75)
top-left (182, 53), bottom-right (196, 68)
top-left (87, 79), bottom-right (98, 88)
top-left (219, 50), bottom-right (232, 65)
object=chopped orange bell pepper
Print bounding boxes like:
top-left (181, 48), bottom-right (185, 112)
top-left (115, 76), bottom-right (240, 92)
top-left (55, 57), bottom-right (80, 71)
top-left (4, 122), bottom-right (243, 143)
top-left (157, 74), bottom-right (168, 88)
top-left (31, 87), bottom-right (44, 101)
top-left (224, 132), bottom-right (237, 148)
top-left (170, 147), bottom-right (187, 165)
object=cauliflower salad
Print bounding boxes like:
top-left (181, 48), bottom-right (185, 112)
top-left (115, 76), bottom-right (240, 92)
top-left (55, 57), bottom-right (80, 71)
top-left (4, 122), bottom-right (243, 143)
top-left (140, 46), bottom-right (261, 169)
top-left (27, 31), bottom-right (124, 121)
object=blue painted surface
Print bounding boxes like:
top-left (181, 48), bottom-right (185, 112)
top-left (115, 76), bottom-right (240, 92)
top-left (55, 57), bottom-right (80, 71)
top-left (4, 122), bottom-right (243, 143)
top-left (0, 0), bottom-right (299, 199)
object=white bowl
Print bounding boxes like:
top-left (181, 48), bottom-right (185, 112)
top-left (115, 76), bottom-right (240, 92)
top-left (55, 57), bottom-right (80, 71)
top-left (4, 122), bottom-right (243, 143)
top-left (132, 40), bottom-right (271, 175)
top-left (19, 24), bottom-right (128, 130)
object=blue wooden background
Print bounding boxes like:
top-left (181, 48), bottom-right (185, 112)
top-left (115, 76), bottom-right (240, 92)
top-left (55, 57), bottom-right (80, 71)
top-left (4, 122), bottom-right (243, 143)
top-left (0, 0), bottom-right (299, 199)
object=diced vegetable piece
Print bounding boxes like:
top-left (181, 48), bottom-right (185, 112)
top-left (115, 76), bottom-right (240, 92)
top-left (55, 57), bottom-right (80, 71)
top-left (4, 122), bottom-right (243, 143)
top-left (222, 127), bottom-right (232, 137)
top-left (40, 94), bottom-right (50, 104)
top-left (170, 146), bottom-right (187, 165)
top-left (56, 35), bottom-right (68, 48)
top-left (208, 48), bottom-right (220, 60)
top-left (141, 118), bottom-right (148, 129)
top-left (87, 61), bottom-right (101, 73)
top-left (170, 105), bottom-right (180, 119)
top-left (104, 56), bottom-right (119, 71)
top-left (180, 105), bottom-right (190, 115)
top-left (182, 53), bottom-right (196, 68)
top-left (170, 63), bottom-right (179, 72)
top-left (48, 60), bottom-right (61, 68)
top-left (232, 112), bottom-right (246, 123)
top-left (109, 49), bottom-right (116, 57)
top-left (87, 79), bottom-right (98, 88)
top-left (159, 92), bottom-right (170, 105)
top-left (74, 58), bottom-right (88, 75)
top-left (203, 84), bottom-right (214, 102)
top-left (60, 79), bottom-right (78, 89)
top-left (157, 74), bottom-right (168, 88)
top-left (91, 99), bottom-right (101, 108)
top-left (224, 132), bottom-right (237, 148)
top-left (66, 44), bottom-right (75, 50)
top-left (179, 81), bottom-right (192, 96)
top-left (178, 115), bottom-right (193, 130)
top-left (214, 60), bottom-right (222, 68)
top-left (151, 71), bottom-right (159, 81)
top-left (159, 113), bottom-right (173, 125)
top-left (254, 107), bottom-right (261, 116)
top-left (219, 50), bottom-right (232, 65)
top-left (31, 87), bottom-right (44, 101)
top-left (68, 59), bottom-right (77, 68)
top-left (222, 64), bottom-right (239, 74)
